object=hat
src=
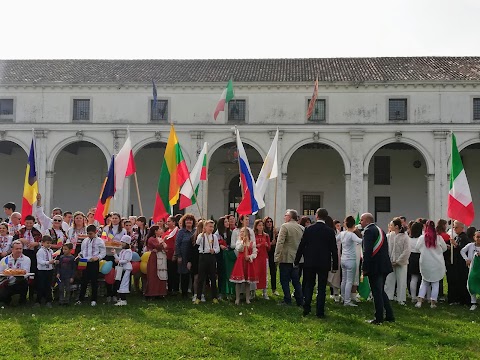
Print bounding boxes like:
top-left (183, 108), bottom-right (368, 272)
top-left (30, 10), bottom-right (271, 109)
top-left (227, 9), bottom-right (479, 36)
top-left (120, 235), bottom-right (131, 245)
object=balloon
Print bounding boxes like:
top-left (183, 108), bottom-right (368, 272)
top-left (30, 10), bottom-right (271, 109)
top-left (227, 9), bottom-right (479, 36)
top-left (100, 261), bottom-right (113, 275)
top-left (131, 261), bottom-right (141, 275)
top-left (99, 260), bottom-right (106, 272)
top-left (141, 251), bottom-right (151, 263)
top-left (131, 252), bottom-right (141, 262)
top-left (104, 268), bottom-right (115, 285)
top-left (140, 261), bottom-right (148, 275)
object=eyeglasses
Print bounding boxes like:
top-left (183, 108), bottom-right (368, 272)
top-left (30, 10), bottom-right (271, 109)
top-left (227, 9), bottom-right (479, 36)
top-left (53, 219), bottom-right (62, 222)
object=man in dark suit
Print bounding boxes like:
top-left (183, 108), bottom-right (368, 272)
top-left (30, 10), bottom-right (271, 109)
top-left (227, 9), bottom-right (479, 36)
top-left (294, 208), bottom-right (338, 318)
top-left (361, 212), bottom-right (394, 324)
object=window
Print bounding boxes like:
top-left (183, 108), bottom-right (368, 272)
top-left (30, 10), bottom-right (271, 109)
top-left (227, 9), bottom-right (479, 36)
top-left (389, 98), bottom-right (407, 121)
top-left (0, 99), bottom-right (14, 121)
top-left (473, 98), bottom-right (480, 120)
top-left (73, 99), bottom-right (90, 121)
top-left (228, 175), bottom-right (242, 216)
top-left (302, 194), bottom-right (321, 216)
top-left (307, 99), bottom-right (326, 121)
top-left (150, 100), bottom-right (168, 121)
top-left (374, 156), bottom-right (390, 185)
top-left (374, 196), bottom-right (391, 222)
top-left (228, 100), bottom-right (246, 122)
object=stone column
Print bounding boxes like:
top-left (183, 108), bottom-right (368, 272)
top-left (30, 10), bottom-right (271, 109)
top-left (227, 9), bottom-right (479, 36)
top-left (349, 130), bottom-right (365, 215)
top-left (433, 131), bottom-right (449, 220)
top-left (34, 129), bottom-right (48, 211)
top-left (427, 174), bottom-right (435, 220)
top-left (112, 129), bottom-right (127, 215)
top-left (45, 170), bottom-right (55, 215)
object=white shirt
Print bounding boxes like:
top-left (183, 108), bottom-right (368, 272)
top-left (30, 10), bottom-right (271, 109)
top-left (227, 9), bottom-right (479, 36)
top-left (409, 237), bottom-right (420, 254)
top-left (35, 206), bottom-right (70, 233)
top-left (338, 231), bottom-right (362, 261)
top-left (36, 246), bottom-right (54, 271)
top-left (114, 249), bottom-right (133, 270)
top-left (196, 233), bottom-right (220, 254)
top-left (460, 242), bottom-right (480, 263)
top-left (0, 254), bottom-right (31, 285)
top-left (415, 235), bottom-right (447, 282)
top-left (67, 227), bottom-right (87, 247)
top-left (8, 223), bottom-right (22, 236)
top-left (103, 225), bottom-right (127, 242)
top-left (79, 237), bottom-right (106, 261)
top-left (0, 235), bottom-right (13, 254)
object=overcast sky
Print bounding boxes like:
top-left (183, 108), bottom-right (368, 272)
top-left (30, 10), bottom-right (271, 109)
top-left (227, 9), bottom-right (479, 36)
top-left (3, 0), bottom-right (479, 59)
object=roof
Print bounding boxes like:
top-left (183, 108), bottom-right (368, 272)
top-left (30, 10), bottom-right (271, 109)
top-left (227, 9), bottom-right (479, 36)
top-left (1, 57), bottom-right (480, 84)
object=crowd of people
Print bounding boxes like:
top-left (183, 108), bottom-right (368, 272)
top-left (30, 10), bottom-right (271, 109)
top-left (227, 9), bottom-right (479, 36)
top-left (0, 196), bottom-right (479, 325)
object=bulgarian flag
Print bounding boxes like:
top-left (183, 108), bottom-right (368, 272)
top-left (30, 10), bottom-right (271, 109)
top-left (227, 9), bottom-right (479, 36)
top-left (153, 125), bottom-right (189, 222)
top-left (179, 142), bottom-right (208, 209)
top-left (213, 80), bottom-right (234, 120)
top-left (447, 133), bottom-right (474, 226)
top-left (21, 138), bottom-right (38, 222)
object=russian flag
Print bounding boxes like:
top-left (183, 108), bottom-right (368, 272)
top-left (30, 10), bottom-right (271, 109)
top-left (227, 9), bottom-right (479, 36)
top-left (236, 129), bottom-right (260, 215)
top-left (21, 139), bottom-right (38, 222)
top-left (94, 155), bottom-right (115, 224)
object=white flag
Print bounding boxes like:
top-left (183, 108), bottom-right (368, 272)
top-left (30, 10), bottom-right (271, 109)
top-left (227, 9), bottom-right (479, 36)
top-left (255, 129), bottom-right (279, 210)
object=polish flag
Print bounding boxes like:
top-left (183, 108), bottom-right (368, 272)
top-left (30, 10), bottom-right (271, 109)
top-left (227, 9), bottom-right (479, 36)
top-left (115, 135), bottom-right (136, 190)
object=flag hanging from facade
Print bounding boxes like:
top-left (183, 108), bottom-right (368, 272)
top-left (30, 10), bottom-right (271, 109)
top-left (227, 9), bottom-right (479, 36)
top-left (255, 129), bottom-right (279, 210)
top-left (236, 129), bottom-right (261, 215)
top-left (306, 78), bottom-right (318, 120)
top-left (152, 80), bottom-right (158, 112)
top-left (213, 80), bottom-right (234, 120)
top-left (153, 125), bottom-right (189, 222)
top-left (21, 139), bottom-right (38, 221)
top-left (179, 142), bottom-right (208, 209)
top-left (94, 155), bottom-right (115, 223)
top-left (115, 134), bottom-right (136, 190)
top-left (447, 133), bottom-right (474, 226)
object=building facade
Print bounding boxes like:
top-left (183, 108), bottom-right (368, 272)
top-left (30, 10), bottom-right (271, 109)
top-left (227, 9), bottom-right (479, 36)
top-left (1, 58), bottom-right (480, 227)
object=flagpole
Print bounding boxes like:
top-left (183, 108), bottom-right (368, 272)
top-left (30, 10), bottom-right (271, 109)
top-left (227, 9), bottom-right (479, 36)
top-left (236, 127), bottom-right (245, 197)
top-left (134, 173), bottom-right (144, 217)
top-left (273, 176), bottom-right (278, 230)
top-left (204, 143), bottom-right (209, 220)
top-left (450, 219), bottom-right (454, 265)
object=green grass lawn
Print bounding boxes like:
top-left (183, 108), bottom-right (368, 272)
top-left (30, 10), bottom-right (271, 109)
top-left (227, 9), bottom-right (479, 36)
top-left (1, 291), bottom-right (479, 360)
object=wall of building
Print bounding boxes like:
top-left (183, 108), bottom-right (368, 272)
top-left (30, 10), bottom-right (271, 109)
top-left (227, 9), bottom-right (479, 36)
top-left (0, 143), bottom-right (27, 212)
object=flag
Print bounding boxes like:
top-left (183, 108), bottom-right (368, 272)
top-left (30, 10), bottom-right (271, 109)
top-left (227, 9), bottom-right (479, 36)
top-left (213, 80), bottom-right (234, 120)
top-left (255, 129), bottom-right (278, 210)
top-left (21, 139), bottom-right (38, 221)
top-left (306, 78), bottom-right (318, 120)
top-left (236, 129), bottom-right (261, 215)
top-left (115, 134), bottom-right (136, 190)
top-left (153, 125), bottom-right (189, 222)
top-left (179, 142), bottom-right (208, 210)
top-left (152, 80), bottom-right (158, 114)
top-left (94, 155), bottom-right (115, 223)
top-left (447, 133), bottom-right (474, 226)
top-left (355, 212), bottom-right (360, 225)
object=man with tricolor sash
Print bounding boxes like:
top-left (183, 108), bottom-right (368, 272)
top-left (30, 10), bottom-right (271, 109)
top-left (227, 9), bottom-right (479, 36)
top-left (360, 213), bottom-right (394, 325)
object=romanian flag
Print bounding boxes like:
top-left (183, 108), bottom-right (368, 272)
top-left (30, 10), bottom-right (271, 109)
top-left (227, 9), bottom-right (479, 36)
top-left (21, 139), bottom-right (38, 222)
top-left (153, 125), bottom-right (189, 222)
top-left (94, 155), bottom-right (115, 223)
top-left (306, 78), bottom-right (319, 120)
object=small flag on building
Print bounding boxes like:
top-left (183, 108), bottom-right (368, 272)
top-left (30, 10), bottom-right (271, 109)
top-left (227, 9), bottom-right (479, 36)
top-left (306, 78), bottom-right (318, 120)
top-left (213, 80), bottom-right (235, 120)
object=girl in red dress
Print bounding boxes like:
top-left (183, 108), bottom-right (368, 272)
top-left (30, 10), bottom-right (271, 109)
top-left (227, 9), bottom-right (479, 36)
top-left (230, 227), bottom-right (258, 305)
top-left (253, 219), bottom-right (271, 299)
top-left (144, 226), bottom-right (168, 298)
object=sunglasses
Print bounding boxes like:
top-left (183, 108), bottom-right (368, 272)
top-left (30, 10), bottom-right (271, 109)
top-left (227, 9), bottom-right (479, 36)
top-left (53, 219), bottom-right (63, 222)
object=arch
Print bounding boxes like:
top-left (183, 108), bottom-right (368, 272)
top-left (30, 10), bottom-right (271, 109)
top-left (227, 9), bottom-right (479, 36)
top-left (0, 136), bottom-right (29, 154)
top-left (132, 137), bottom-right (191, 166)
top-left (282, 138), bottom-right (351, 175)
top-left (48, 136), bottom-right (111, 171)
top-left (209, 137), bottom-right (266, 159)
top-left (363, 137), bottom-right (434, 174)
top-left (458, 138), bottom-right (480, 152)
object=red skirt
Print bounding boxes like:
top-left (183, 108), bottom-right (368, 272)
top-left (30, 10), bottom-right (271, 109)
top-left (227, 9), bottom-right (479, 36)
top-left (230, 250), bottom-right (258, 283)
top-left (144, 252), bottom-right (167, 297)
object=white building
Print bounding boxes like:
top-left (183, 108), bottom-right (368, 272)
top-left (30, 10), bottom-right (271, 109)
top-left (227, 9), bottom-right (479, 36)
top-left (1, 57), bottom-right (480, 227)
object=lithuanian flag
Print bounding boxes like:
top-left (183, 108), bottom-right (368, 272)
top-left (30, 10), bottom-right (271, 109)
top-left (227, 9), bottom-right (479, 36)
top-left (21, 139), bottom-right (38, 222)
top-left (153, 125), bottom-right (189, 222)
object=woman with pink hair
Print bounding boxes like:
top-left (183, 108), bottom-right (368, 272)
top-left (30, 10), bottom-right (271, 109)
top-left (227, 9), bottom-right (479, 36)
top-left (415, 220), bottom-right (448, 308)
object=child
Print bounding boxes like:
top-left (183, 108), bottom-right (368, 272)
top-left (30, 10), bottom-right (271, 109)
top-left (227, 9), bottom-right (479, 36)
top-left (0, 222), bottom-right (13, 259)
top-left (195, 220), bottom-right (220, 304)
top-left (76, 225), bottom-right (106, 307)
top-left (57, 243), bottom-right (76, 305)
top-left (230, 227), bottom-right (258, 305)
top-left (460, 230), bottom-right (480, 311)
top-left (36, 235), bottom-right (57, 307)
top-left (112, 235), bottom-right (133, 306)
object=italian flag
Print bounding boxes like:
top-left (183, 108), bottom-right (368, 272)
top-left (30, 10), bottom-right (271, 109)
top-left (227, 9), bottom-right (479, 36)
top-left (213, 80), bottom-right (234, 120)
top-left (153, 125), bottom-right (189, 222)
top-left (447, 133), bottom-right (475, 226)
top-left (179, 142), bottom-right (208, 209)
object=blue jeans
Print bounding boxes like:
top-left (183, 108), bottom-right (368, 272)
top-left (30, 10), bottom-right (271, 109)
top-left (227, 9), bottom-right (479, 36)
top-left (279, 263), bottom-right (303, 305)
